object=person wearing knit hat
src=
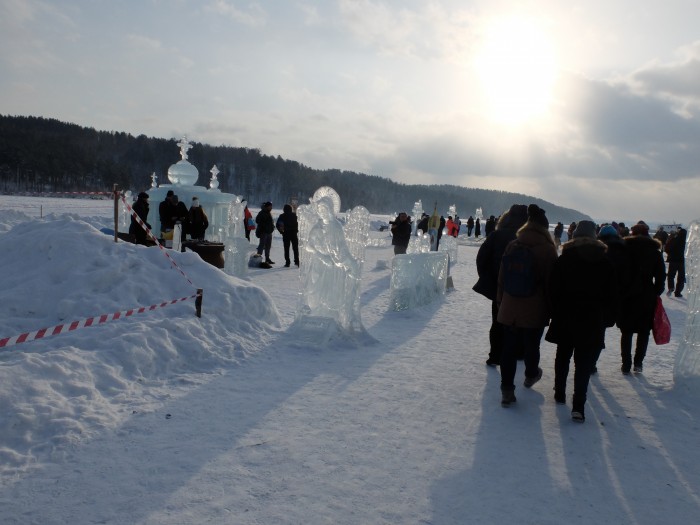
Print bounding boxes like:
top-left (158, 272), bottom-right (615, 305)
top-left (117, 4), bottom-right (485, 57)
top-left (526, 204), bottom-right (549, 229)
top-left (572, 220), bottom-right (597, 239)
top-left (496, 203), bottom-right (558, 407)
top-left (598, 224), bottom-right (619, 239)
top-left (630, 221), bottom-right (650, 236)
top-left (546, 218), bottom-right (616, 422)
top-left (618, 219), bottom-right (666, 375)
top-left (473, 204), bottom-right (529, 367)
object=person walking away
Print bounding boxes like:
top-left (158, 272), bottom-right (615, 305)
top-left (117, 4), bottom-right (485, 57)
top-left (473, 204), bottom-right (528, 367)
top-left (665, 226), bottom-right (686, 297)
top-left (475, 218), bottom-right (481, 239)
top-left (129, 192), bottom-right (152, 245)
top-left (255, 201), bottom-right (275, 264)
top-left (390, 212), bottom-right (412, 255)
top-left (593, 224), bottom-right (630, 373)
top-left (497, 204), bottom-right (558, 407)
top-left (188, 196), bottom-right (209, 240)
top-left (467, 216), bottom-right (475, 237)
top-left (277, 203), bottom-right (300, 267)
top-left (545, 221), bottom-right (617, 422)
top-left (617, 221), bottom-right (666, 374)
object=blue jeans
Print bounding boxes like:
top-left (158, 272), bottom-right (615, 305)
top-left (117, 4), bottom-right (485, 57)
top-left (500, 325), bottom-right (544, 391)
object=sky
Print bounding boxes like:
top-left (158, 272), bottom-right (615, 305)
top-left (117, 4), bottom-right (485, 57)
top-left (1, 1), bottom-right (700, 225)
top-left (1, 195), bottom-right (699, 523)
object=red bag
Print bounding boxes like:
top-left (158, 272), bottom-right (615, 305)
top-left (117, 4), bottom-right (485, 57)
top-left (652, 296), bottom-right (671, 345)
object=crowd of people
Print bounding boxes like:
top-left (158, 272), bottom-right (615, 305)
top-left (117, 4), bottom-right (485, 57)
top-left (132, 193), bottom-right (687, 420)
top-left (473, 206), bottom-right (687, 422)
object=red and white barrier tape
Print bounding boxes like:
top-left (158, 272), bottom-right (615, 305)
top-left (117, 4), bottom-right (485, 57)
top-left (121, 195), bottom-right (195, 288)
top-left (0, 293), bottom-right (199, 349)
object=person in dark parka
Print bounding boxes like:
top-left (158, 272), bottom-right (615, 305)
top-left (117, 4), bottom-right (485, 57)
top-left (666, 226), bottom-right (687, 297)
top-left (617, 221), bottom-right (666, 374)
top-left (129, 192), bottom-right (152, 245)
top-left (592, 224), bottom-right (631, 373)
top-left (276, 204), bottom-right (300, 267)
top-left (497, 204), bottom-right (558, 407)
top-left (545, 220), bottom-right (617, 422)
top-left (473, 204), bottom-right (528, 366)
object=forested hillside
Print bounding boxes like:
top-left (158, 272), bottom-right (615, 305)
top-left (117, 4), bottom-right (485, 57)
top-left (0, 115), bottom-right (590, 222)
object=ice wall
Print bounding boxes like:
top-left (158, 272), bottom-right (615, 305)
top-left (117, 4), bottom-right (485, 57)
top-left (389, 252), bottom-right (449, 311)
top-left (674, 221), bottom-right (700, 392)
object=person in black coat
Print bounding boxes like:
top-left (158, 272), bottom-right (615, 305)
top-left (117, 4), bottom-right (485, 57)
top-left (593, 224), bottom-right (631, 373)
top-left (129, 192), bottom-right (152, 245)
top-left (545, 220), bottom-right (617, 422)
top-left (255, 201), bottom-right (275, 264)
top-left (473, 204), bottom-right (528, 366)
top-left (390, 212), bottom-right (412, 255)
top-left (666, 227), bottom-right (686, 297)
top-left (475, 218), bottom-right (481, 238)
top-left (617, 221), bottom-right (666, 374)
top-left (276, 204), bottom-right (300, 267)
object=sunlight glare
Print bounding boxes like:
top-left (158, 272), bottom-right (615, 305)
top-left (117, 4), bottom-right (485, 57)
top-left (473, 17), bottom-right (557, 126)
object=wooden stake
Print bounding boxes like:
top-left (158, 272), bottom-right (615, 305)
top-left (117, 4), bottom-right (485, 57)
top-left (195, 289), bottom-right (203, 318)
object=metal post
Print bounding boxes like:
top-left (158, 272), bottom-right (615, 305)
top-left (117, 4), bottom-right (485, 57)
top-left (113, 184), bottom-right (119, 243)
top-left (195, 289), bottom-right (203, 318)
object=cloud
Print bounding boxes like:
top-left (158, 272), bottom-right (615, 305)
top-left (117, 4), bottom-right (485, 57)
top-left (207, 0), bottom-right (267, 27)
top-left (337, 0), bottom-right (473, 61)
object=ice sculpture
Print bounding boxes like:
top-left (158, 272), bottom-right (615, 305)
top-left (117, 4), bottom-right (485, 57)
top-left (412, 200), bottom-right (423, 236)
top-left (439, 234), bottom-right (458, 265)
top-left (674, 221), bottom-right (700, 392)
top-left (293, 188), bottom-right (370, 344)
top-left (407, 232), bottom-right (431, 254)
top-left (223, 197), bottom-right (249, 278)
top-left (390, 252), bottom-right (450, 311)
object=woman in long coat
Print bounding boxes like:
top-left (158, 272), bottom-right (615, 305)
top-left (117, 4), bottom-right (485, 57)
top-left (617, 221), bottom-right (666, 374)
top-left (497, 204), bottom-right (558, 407)
top-left (545, 221), bottom-right (617, 421)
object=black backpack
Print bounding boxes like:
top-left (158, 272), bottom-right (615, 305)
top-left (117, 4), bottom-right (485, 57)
top-left (502, 241), bottom-right (536, 297)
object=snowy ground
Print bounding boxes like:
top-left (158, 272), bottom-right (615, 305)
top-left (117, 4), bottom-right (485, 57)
top-left (0, 195), bottom-right (698, 524)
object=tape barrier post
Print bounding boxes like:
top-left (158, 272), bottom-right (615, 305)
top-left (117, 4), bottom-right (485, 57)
top-left (195, 289), bottom-right (203, 318)
top-left (113, 184), bottom-right (119, 243)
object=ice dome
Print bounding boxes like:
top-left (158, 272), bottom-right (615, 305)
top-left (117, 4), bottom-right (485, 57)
top-left (168, 159), bottom-right (198, 186)
top-left (167, 136), bottom-right (199, 186)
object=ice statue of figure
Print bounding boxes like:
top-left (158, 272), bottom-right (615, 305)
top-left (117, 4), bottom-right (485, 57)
top-left (223, 196), bottom-right (249, 278)
top-left (301, 197), bottom-right (361, 328)
top-left (292, 195), bottom-right (372, 346)
top-left (674, 220), bottom-right (700, 393)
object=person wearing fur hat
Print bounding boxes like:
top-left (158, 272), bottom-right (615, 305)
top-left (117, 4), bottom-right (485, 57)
top-left (473, 204), bottom-right (529, 367)
top-left (617, 220), bottom-right (666, 374)
top-left (496, 204), bottom-right (558, 407)
top-left (545, 220), bottom-right (617, 422)
top-left (129, 192), bottom-right (152, 245)
top-left (188, 196), bottom-right (209, 240)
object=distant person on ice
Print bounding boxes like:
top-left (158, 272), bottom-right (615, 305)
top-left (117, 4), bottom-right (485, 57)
top-left (390, 212), bottom-right (412, 255)
top-left (188, 196), bottom-right (209, 240)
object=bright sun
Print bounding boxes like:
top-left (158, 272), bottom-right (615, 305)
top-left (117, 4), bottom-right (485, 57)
top-left (473, 17), bottom-right (557, 126)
